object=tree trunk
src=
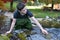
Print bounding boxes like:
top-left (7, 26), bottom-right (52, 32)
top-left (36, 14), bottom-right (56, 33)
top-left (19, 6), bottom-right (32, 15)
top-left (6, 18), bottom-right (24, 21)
top-left (10, 0), bottom-right (13, 11)
top-left (51, 0), bottom-right (54, 11)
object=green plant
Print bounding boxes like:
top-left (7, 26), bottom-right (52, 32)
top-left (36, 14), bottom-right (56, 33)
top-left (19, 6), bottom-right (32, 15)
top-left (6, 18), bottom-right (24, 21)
top-left (18, 32), bottom-right (27, 40)
top-left (0, 35), bottom-right (10, 40)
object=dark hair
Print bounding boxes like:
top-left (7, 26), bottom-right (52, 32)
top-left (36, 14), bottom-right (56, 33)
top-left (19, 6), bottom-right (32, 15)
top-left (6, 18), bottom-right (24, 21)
top-left (17, 3), bottom-right (25, 11)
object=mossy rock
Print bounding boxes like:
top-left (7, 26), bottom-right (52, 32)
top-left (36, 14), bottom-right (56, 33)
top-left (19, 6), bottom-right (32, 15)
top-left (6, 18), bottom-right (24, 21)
top-left (39, 19), bottom-right (60, 28)
top-left (0, 35), bottom-right (10, 40)
top-left (52, 22), bottom-right (60, 28)
top-left (0, 15), bottom-right (6, 20)
top-left (18, 33), bottom-right (27, 40)
top-left (0, 15), bottom-right (6, 27)
top-left (39, 20), bottom-right (52, 28)
top-left (24, 30), bottom-right (31, 35)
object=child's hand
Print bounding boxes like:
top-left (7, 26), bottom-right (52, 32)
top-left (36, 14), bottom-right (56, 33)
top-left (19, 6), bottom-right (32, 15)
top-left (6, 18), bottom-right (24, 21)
top-left (4, 31), bottom-right (11, 35)
top-left (41, 29), bottom-right (48, 35)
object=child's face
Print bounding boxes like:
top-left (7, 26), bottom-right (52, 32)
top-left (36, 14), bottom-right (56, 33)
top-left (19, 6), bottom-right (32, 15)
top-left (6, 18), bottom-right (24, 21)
top-left (19, 7), bottom-right (27, 14)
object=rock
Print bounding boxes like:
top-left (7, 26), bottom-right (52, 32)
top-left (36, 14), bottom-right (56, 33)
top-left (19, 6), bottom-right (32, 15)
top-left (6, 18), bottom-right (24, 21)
top-left (58, 34), bottom-right (60, 40)
top-left (27, 37), bottom-right (31, 40)
top-left (30, 34), bottom-right (46, 40)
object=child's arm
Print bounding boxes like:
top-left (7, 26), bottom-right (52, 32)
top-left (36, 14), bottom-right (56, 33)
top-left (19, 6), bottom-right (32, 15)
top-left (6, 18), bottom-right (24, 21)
top-left (30, 16), bottom-right (48, 34)
top-left (5, 18), bottom-right (16, 35)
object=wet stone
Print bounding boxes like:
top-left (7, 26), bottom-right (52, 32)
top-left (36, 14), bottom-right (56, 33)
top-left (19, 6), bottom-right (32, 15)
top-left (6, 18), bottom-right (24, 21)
top-left (0, 17), bottom-right (11, 33)
top-left (27, 37), bottom-right (31, 40)
top-left (30, 34), bottom-right (46, 40)
top-left (26, 28), bottom-right (60, 40)
top-left (31, 26), bottom-right (42, 34)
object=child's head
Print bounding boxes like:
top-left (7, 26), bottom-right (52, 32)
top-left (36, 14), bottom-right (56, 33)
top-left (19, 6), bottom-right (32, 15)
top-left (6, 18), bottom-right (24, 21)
top-left (17, 3), bottom-right (27, 14)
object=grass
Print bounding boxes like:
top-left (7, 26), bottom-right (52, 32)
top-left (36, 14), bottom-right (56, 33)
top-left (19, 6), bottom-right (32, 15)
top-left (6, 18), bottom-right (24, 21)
top-left (5, 2), bottom-right (60, 18)
top-left (5, 2), bottom-right (18, 9)
top-left (29, 9), bottom-right (60, 18)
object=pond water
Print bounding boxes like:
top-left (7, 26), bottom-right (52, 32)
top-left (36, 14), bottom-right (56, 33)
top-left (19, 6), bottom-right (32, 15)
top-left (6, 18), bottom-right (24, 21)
top-left (0, 15), bottom-right (60, 40)
top-left (26, 27), bottom-right (60, 40)
top-left (10, 27), bottom-right (60, 40)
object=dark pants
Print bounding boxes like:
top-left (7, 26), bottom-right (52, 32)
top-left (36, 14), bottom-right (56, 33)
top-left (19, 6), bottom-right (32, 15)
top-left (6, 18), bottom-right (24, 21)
top-left (15, 18), bottom-right (32, 30)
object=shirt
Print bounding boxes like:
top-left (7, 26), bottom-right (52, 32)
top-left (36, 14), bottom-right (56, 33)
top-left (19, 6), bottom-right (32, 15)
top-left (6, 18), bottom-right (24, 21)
top-left (13, 9), bottom-right (33, 19)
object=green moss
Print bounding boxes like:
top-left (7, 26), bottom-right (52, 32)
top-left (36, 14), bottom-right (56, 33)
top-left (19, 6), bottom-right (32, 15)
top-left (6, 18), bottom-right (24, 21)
top-left (7, 33), bottom-right (13, 38)
top-left (52, 22), bottom-right (60, 28)
top-left (0, 15), bottom-right (5, 20)
top-left (24, 30), bottom-right (31, 35)
top-left (39, 19), bottom-right (60, 28)
top-left (18, 33), bottom-right (26, 40)
top-left (0, 15), bottom-right (6, 27)
top-left (0, 35), bottom-right (10, 40)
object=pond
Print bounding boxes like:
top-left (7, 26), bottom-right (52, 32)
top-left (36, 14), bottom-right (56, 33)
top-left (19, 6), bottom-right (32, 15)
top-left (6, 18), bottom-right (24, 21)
top-left (0, 14), bottom-right (60, 40)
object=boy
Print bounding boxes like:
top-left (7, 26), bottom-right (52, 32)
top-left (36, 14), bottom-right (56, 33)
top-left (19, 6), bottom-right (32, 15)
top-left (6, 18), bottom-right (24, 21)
top-left (5, 3), bottom-right (48, 35)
